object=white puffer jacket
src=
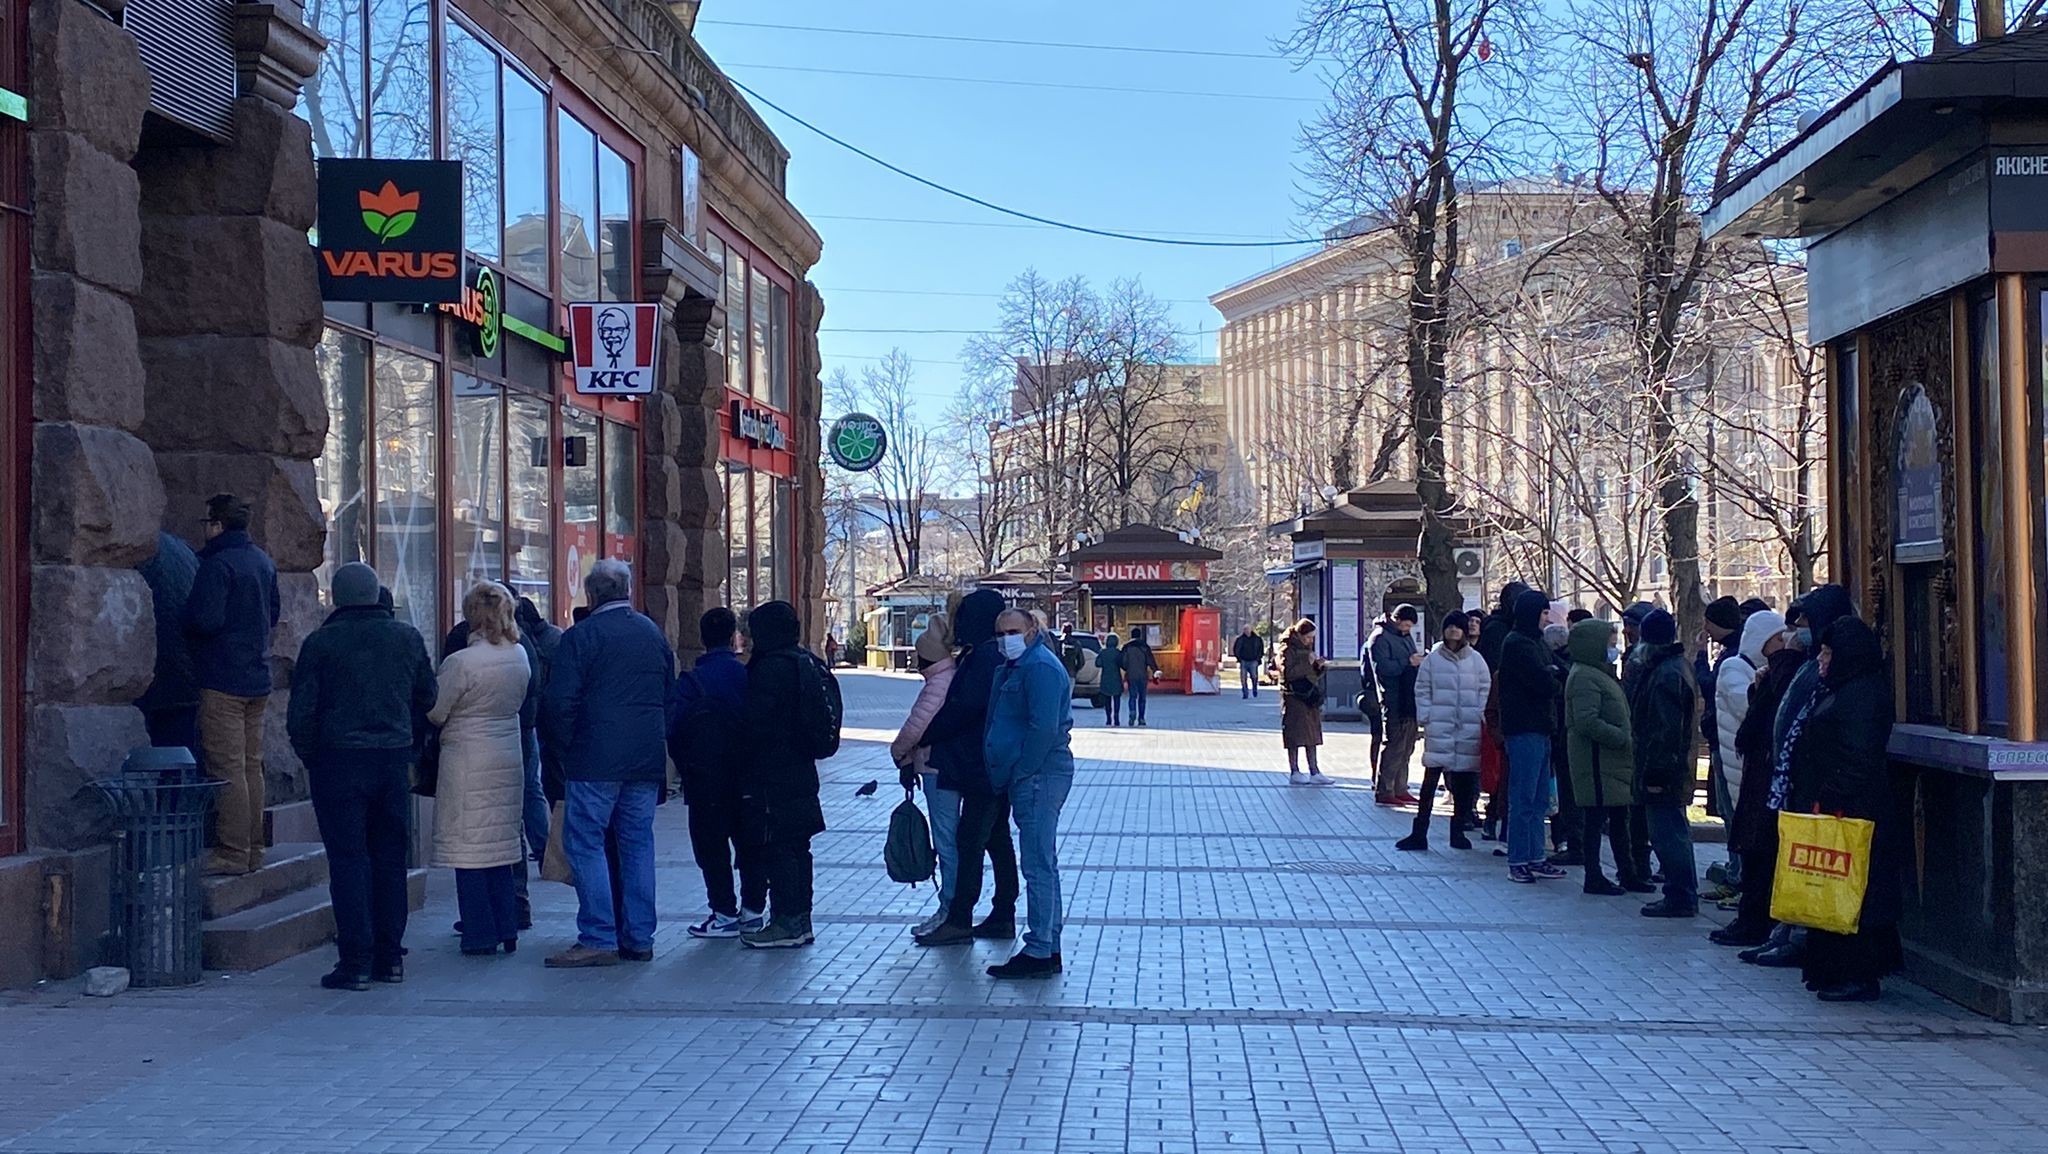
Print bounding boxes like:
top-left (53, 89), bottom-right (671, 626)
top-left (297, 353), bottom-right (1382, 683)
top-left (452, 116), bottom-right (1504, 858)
top-left (1416, 641), bottom-right (1490, 772)
top-left (428, 636), bottom-right (531, 870)
top-left (1715, 611), bottom-right (1783, 801)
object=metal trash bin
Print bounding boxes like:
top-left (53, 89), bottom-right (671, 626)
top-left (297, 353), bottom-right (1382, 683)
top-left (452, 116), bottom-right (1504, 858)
top-left (92, 746), bottom-right (223, 988)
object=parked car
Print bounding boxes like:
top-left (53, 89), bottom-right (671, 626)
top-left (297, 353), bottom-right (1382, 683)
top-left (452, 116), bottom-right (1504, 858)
top-left (1060, 631), bottom-right (1103, 699)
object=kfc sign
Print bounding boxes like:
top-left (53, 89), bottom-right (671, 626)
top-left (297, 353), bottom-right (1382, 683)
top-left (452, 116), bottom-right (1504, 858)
top-left (569, 301), bottom-right (660, 395)
top-left (1079, 560), bottom-right (1209, 583)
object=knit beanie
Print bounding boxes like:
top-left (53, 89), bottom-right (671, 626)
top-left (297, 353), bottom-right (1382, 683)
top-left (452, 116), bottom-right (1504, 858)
top-left (1440, 611), bottom-right (1468, 637)
top-left (914, 614), bottom-right (955, 665)
top-left (1704, 596), bottom-right (1744, 632)
top-left (331, 562), bottom-right (381, 608)
top-left (1641, 608), bottom-right (1678, 646)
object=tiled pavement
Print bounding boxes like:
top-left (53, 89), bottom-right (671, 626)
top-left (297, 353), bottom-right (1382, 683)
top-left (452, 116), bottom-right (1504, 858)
top-left (6, 670), bottom-right (2048, 1153)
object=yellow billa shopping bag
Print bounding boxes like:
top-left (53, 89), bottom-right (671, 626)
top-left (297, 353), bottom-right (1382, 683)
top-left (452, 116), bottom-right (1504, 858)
top-left (1770, 811), bottom-right (1875, 935)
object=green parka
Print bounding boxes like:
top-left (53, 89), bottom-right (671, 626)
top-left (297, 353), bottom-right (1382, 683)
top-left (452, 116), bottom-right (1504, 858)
top-left (1563, 618), bottom-right (1634, 808)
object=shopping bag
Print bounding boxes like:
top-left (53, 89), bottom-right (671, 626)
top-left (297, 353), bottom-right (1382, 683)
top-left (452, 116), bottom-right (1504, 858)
top-left (540, 801), bottom-right (575, 885)
top-left (1478, 725), bottom-right (1505, 795)
top-left (1769, 810), bottom-right (1875, 935)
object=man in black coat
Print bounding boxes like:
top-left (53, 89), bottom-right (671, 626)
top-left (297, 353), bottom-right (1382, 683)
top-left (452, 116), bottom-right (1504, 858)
top-left (916, 589), bottom-right (1019, 946)
top-left (736, 600), bottom-right (828, 949)
top-left (1630, 609), bottom-right (1701, 917)
top-left (1498, 589), bottom-right (1562, 881)
top-left (1368, 605), bottom-right (1423, 804)
top-left (1477, 581), bottom-right (1529, 673)
top-left (1232, 625), bottom-right (1264, 699)
top-left (288, 562), bottom-right (437, 990)
top-left (185, 494), bottom-right (281, 876)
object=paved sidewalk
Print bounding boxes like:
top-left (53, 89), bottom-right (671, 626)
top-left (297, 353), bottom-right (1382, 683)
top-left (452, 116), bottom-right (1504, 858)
top-left (5, 671), bottom-right (2048, 1153)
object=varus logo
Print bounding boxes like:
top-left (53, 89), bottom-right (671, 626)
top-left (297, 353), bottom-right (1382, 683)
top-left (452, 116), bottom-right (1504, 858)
top-left (359, 181), bottom-right (419, 243)
top-left (315, 158), bottom-right (464, 304)
top-left (1786, 842), bottom-right (1853, 879)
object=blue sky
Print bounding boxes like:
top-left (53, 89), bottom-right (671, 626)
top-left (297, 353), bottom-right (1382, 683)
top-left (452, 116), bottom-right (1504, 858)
top-left (694, 2), bottom-right (1335, 413)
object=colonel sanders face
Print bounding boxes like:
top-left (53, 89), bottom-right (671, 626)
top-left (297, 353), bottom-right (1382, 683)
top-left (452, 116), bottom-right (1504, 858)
top-left (596, 307), bottom-right (628, 366)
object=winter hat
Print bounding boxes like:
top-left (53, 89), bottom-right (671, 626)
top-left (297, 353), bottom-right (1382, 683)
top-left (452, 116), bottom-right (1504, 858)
top-left (914, 614), bottom-right (955, 665)
top-left (1512, 588), bottom-right (1550, 637)
top-left (1394, 604), bottom-right (1419, 623)
top-left (1543, 623), bottom-right (1570, 650)
top-left (1641, 608), bottom-right (1678, 646)
top-left (953, 589), bottom-right (1005, 647)
top-left (1496, 581), bottom-right (1531, 613)
top-left (331, 561), bottom-right (381, 608)
top-left (747, 600), bottom-right (801, 652)
top-left (1440, 611), bottom-right (1469, 637)
top-left (1704, 596), bottom-right (1744, 632)
top-left (1739, 597), bottom-right (1772, 617)
top-left (1621, 601), bottom-right (1657, 627)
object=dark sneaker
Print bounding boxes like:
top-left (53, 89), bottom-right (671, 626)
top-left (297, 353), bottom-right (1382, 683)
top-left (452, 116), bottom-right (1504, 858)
top-left (617, 945), bottom-right (653, 962)
top-left (971, 917), bottom-right (1016, 940)
top-left (688, 912), bottom-right (744, 939)
top-left (1449, 833), bottom-right (1473, 850)
top-left (1547, 850), bottom-right (1584, 867)
top-left (1621, 880), bottom-right (1657, 894)
top-left (741, 920), bottom-right (815, 949)
top-left (1582, 877), bottom-right (1626, 896)
top-left (1394, 833), bottom-right (1428, 852)
top-left (545, 944), bottom-right (620, 968)
top-left (1748, 944), bottom-right (1804, 968)
top-left (501, 938), bottom-right (519, 955)
top-left (915, 922), bottom-right (974, 947)
top-left (320, 968), bottom-right (370, 992)
top-left (1508, 865), bottom-right (1535, 884)
top-left (1816, 980), bottom-right (1881, 1002)
top-left (371, 962), bottom-right (404, 984)
top-left (987, 951), bottom-right (1062, 979)
top-left (1640, 901), bottom-right (1697, 918)
top-left (1709, 925), bottom-right (1771, 948)
top-left (1529, 863), bottom-right (1569, 880)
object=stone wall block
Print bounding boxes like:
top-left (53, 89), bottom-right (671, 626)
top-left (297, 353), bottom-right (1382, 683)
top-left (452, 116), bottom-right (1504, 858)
top-left (31, 273), bottom-right (145, 431)
top-left (139, 335), bottom-right (325, 456)
top-left (134, 216), bottom-right (321, 346)
top-left (130, 99), bottom-right (317, 228)
top-left (262, 696), bottom-right (307, 806)
top-left (24, 703), bottom-right (149, 850)
top-left (30, 423), bottom-right (165, 569)
top-left (269, 571), bottom-right (322, 688)
top-left (643, 456), bottom-right (683, 524)
top-left (641, 585), bottom-right (680, 655)
top-left (25, 566), bottom-right (155, 704)
top-left (154, 452), bottom-right (325, 573)
top-left (641, 520), bottom-right (688, 588)
top-left (30, 132), bottom-right (143, 294)
top-left (28, 0), bottom-right (150, 162)
top-left (643, 390), bottom-right (684, 458)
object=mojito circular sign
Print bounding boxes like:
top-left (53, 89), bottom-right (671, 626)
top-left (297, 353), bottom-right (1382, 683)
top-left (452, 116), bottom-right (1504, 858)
top-left (828, 412), bottom-right (888, 472)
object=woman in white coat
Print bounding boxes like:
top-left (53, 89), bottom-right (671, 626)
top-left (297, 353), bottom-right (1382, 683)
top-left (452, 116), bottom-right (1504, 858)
top-left (430, 582), bottom-right (532, 956)
top-left (1399, 612), bottom-right (1492, 851)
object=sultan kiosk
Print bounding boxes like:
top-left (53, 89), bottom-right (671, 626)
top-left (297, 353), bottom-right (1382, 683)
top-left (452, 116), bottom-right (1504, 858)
top-left (1706, 27), bottom-right (2048, 1021)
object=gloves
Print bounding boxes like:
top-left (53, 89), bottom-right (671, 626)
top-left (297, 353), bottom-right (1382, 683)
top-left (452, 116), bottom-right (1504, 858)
top-left (898, 763), bottom-right (918, 791)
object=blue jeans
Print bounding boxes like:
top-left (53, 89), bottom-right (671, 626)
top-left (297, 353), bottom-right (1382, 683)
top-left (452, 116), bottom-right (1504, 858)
top-left (1644, 801), bottom-right (1699, 910)
top-left (1010, 770), bottom-right (1073, 958)
top-left (1240, 661), bottom-right (1258, 698)
top-left (562, 780), bottom-right (659, 951)
top-left (1127, 680), bottom-right (1148, 723)
top-left (1504, 733), bottom-right (1552, 867)
top-left (521, 730), bottom-right (548, 862)
top-left (921, 770), bottom-right (962, 912)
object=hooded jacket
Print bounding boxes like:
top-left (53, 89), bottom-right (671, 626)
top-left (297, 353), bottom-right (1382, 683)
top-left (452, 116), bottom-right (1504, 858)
top-left (1715, 611), bottom-right (1782, 805)
top-left (137, 531), bottom-right (201, 713)
top-left (1774, 584), bottom-right (1853, 752)
top-left (1496, 590), bottom-right (1557, 736)
top-left (891, 655), bottom-right (957, 773)
top-left (1731, 641), bottom-right (1804, 852)
top-left (1629, 641), bottom-right (1699, 801)
top-left (1564, 618), bottom-right (1634, 808)
top-left (1415, 639), bottom-right (1488, 772)
top-left (1786, 617), bottom-right (1895, 818)
top-left (921, 589), bottom-right (1006, 796)
top-left (287, 603), bottom-right (438, 763)
top-left (1476, 581), bottom-right (1529, 672)
top-left (738, 600), bottom-right (826, 841)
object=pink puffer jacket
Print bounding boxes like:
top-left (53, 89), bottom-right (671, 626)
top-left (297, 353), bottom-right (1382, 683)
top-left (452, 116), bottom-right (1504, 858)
top-left (890, 657), bottom-right (957, 770)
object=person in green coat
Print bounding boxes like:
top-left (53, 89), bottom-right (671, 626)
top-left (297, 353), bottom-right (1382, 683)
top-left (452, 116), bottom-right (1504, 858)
top-left (1564, 618), bottom-right (1651, 896)
top-left (1097, 635), bottom-right (1125, 727)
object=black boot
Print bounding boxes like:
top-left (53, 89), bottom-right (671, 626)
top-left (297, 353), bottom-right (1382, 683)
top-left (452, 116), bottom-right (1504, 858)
top-left (1395, 832), bottom-right (1428, 851)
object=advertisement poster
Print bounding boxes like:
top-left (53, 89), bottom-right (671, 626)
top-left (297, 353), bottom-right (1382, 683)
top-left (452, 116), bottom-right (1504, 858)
top-left (1181, 607), bottom-right (1222, 695)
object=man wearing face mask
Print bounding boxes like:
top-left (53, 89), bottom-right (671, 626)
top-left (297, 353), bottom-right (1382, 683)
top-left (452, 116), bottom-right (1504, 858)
top-left (981, 608), bottom-right (1075, 979)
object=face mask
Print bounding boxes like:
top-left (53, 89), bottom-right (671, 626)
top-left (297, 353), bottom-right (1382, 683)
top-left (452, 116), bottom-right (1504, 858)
top-left (997, 634), bottom-right (1028, 661)
top-left (1795, 628), bottom-right (1813, 650)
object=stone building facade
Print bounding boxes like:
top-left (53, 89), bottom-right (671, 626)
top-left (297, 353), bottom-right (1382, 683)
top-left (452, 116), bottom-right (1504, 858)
top-left (0, 0), bottom-right (824, 985)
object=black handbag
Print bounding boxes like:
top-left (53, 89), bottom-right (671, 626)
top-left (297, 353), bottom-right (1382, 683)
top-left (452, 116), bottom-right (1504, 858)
top-left (412, 731), bottom-right (441, 797)
top-left (1291, 677), bottom-right (1326, 710)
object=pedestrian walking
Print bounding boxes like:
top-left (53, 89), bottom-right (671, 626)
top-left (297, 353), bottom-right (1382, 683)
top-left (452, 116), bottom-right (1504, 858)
top-left (916, 589), bottom-right (1020, 946)
top-left (137, 531), bottom-right (202, 757)
top-left (1630, 609), bottom-right (1701, 917)
top-left (1369, 605), bottom-right (1423, 805)
top-left (289, 562), bottom-right (437, 990)
top-left (1098, 633), bottom-right (1126, 725)
top-left (893, 614), bottom-right (959, 937)
top-left (1784, 616), bottom-right (1901, 1001)
top-left (430, 583), bottom-right (532, 957)
top-left (1233, 625), bottom-right (1265, 699)
top-left (1398, 612), bottom-right (1486, 851)
top-left (670, 607), bottom-right (765, 939)
top-left (185, 494), bottom-right (281, 876)
top-left (1562, 617), bottom-right (1648, 895)
top-left (1498, 590), bottom-right (1563, 882)
top-left (1713, 609), bottom-right (1787, 947)
top-left (1121, 627), bottom-right (1160, 726)
top-left (541, 560), bottom-right (674, 967)
top-left (1280, 618), bottom-right (1330, 784)
top-left (736, 600), bottom-right (832, 949)
top-left (825, 633), bottom-right (841, 667)
top-left (983, 608), bottom-right (1075, 979)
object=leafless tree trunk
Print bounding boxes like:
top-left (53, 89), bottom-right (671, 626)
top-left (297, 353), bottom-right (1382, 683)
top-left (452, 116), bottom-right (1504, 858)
top-left (940, 373), bottom-right (1025, 577)
top-left (837, 350), bottom-right (937, 580)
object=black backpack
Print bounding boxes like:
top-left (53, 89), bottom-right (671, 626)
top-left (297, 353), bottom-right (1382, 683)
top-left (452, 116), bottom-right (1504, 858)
top-left (790, 648), bottom-right (843, 761)
top-left (885, 791), bottom-right (935, 885)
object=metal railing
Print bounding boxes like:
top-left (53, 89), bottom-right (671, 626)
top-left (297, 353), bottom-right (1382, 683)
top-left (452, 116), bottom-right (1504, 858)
top-left (592, 0), bottom-right (790, 192)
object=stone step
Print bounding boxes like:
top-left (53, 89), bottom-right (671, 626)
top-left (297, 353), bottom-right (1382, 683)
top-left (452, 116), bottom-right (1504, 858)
top-left (261, 800), bottom-right (320, 847)
top-left (201, 869), bottom-right (428, 972)
top-left (201, 842), bottom-right (329, 920)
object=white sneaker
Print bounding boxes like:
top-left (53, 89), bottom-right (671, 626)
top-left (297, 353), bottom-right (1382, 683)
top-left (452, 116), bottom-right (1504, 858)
top-left (688, 912), bottom-right (743, 939)
top-left (736, 908), bottom-right (768, 935)
top-left (1308, 772), bottom-right (1333, 785)
top-left (911, 910), bottom-right (947, 937)
top-left (1289, 772), bottom-right (1309, 786)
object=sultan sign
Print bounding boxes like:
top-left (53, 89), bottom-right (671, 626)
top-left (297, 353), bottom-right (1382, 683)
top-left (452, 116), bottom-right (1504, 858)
top-left (316, 159), bottom-right (464, 303)
top-left (1079, 560), bottom-right (1208, 583)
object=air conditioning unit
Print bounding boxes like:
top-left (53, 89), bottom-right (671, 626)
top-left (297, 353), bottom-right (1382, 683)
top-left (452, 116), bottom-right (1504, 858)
top-left (1454, 547), bottom-right (1485, 579)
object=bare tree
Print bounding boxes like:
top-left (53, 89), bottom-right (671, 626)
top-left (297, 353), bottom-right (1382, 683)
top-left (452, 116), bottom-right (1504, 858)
top-left (939, 372), bottom-right (1026, 577)
top-left (1085, 279), bottom-right (1206, 528)
top-left (837, 350), bottom-right (938, 580)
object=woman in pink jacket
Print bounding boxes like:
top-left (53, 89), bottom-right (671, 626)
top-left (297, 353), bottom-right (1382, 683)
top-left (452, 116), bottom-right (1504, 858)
top-left (893, 614), bottom-right (959, 937)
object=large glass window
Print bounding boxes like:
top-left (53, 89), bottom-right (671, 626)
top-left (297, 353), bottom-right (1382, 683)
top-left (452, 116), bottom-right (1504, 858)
top-left (315, 330), bottom-right (371, 599)
top-left (769, 282), bottom-right (790, 410)
top-left (374, 347), bottom-right (439, 632)
top-left (604, 420), bottom-right (638, 563)
top-left (502, 69), bottom-right (549, 289)
top-left (368, 0), bottom-right (432, 159)
top-left (726, 465), bottom-right (750, 608)
top-left (723, 247), bottom-right (748, 391)
top-left (445, 20), bottom-right (501, 262)
top-left (304, 0), bottom-right (365, 159)
top-left (750, 267), bottom-right (771, 401)
top-left (1972, 295), bottom-right (2008, 732)
top-left (562, 406), bottom-right (600, 610)
top-left (772, 478), bottom-right (793, 601)
top-left (453, 376), bottom-right (505, 606)
top-left (752, 465), bottom-right (775, 608)
top-left (507, 394), bottom-right (554, 619)
top-left (557, 111), bottom-right (598, 302)
top-left (599, 143), bottom-right (632, 302)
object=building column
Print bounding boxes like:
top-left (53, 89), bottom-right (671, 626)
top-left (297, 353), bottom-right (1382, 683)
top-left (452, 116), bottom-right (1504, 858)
top-left (640, 221), bottom-right (725, 664)
top-left (795, 280), bottom-right (827, 644)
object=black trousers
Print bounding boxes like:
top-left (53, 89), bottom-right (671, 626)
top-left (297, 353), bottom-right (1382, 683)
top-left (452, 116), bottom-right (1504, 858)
top-left (946, 791), bottom-right (1019, 927)
top-left (1734, 821), bottom-right (1779, 932)
top-left (688, 802), bottom-right (767, 917)
top-left (763, 833), bottom-right (815, 924)
top-left (455, 864), bottom-right (518, 951)
top-left (1628, 804), bottom-right (1653, 877)
top-left (1581, 805), bottom-right (1645, 888)
top-left (1409, 767), bottom-right (1478, 840)
top-left (307, 753), bottom-right (412, 975)
top-left (1551, 763), bottom-right (1579, 852)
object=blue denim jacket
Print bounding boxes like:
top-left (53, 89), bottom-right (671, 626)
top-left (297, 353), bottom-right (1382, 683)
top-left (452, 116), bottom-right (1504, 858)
top-left (984, 641), bottom-right (1075, 792)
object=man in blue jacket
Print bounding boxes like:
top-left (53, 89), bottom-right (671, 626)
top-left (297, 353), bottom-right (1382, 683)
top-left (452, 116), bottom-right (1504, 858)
top-left (541, 560), bottom-right (675, 968)
top-left (983, 607), bottom-right (1075, 979)
top-left (669, 606), bottom-right (765, 939)
top-left (184, 494), bottom-right (281, 876)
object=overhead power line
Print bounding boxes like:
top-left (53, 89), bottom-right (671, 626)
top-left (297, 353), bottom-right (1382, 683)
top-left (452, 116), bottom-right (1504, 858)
top-left (728, 78), bottom-right (1355, 250)
top-left (817, 286), bottom-right (1219, 305)
top-left (722, 61), bottom-right (1319, 104)
top-left (808, 213), bottom-right (1291, 241)
top-left (698, 19), bottom-right (1310, 62)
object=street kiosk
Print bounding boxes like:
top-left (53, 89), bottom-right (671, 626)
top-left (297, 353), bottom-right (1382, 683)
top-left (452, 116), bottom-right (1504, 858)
top-left (1064, 526), bottom-right (1224, 694)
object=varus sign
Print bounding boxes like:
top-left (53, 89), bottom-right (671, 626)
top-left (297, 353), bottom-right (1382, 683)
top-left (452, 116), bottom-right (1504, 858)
top-left (315, 159), bottom-right (464, 303)
top-left (1079, 560), bottom-right (1208, 584)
